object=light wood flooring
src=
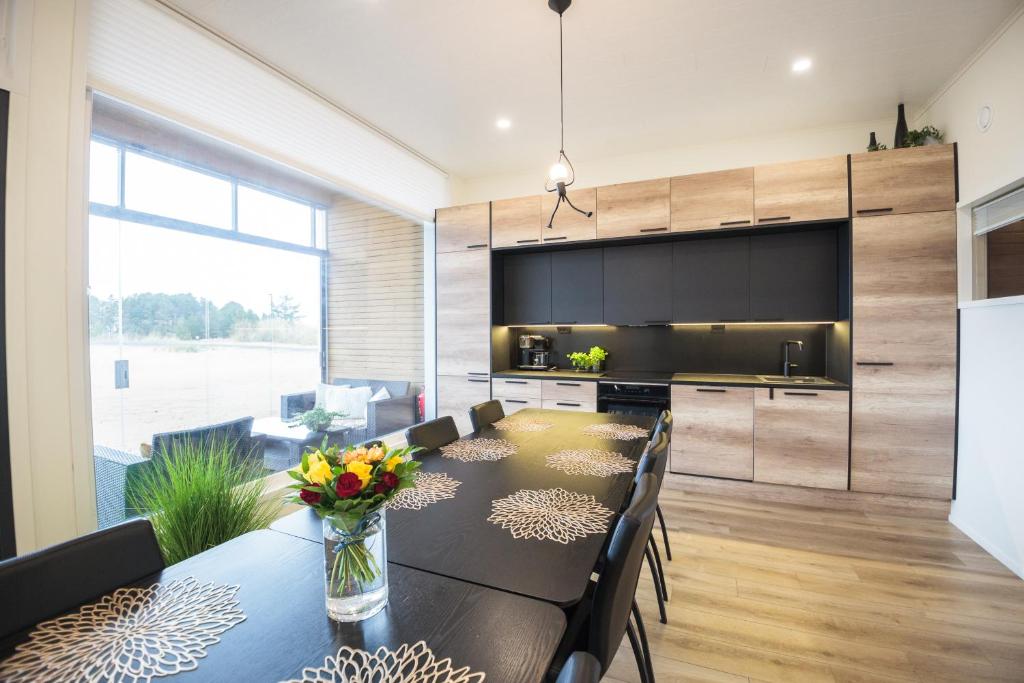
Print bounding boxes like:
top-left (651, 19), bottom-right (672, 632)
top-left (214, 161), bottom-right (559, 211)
top-left (606, 477), bottom-right (1024, 683)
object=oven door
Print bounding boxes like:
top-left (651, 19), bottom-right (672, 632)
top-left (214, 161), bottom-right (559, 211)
top-left (596, 395), bottom-right (667, 418)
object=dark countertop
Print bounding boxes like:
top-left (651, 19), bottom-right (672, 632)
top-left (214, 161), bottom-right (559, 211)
top-left (492, 369), bottom-right (605, 381)
top-left (671, 373), bottom-right (849, 390)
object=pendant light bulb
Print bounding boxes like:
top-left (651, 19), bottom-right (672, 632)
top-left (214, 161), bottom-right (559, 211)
top-left (549, 161), bottom-right (569, 183)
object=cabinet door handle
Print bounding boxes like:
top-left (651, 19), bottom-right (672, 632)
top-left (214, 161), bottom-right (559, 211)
top-left (504, 380), bottom-right (528, 384)
top-left (556, 402), bottom-right (581, 407)
top-left (784, 391), bottom-right (818, 396)
top-left (696, 388), bottom-right (727, 393)
top-left (516, 239), bottom-right (539, 244)
top-left (467, 372), bottom-right (489, 376)
top-left (639, 227), bottom-right (668, 233)
top-left (719, 220), bottom-right (751, 226)
top-left (757, 216), bottom-right (791, 222)
top-left (505, 399), bottom-right (528, 404)
top-left (544, 236), bottom-right (568, 241)
top-left (555, 382), bottom-right (581, 387)
top-left (468, 379), bottom-right (489, 384)
top-left (855, 361), bottom-right (894, 366)
top-left (856, 208), bottom-right (893, 215)
top-left (466, 243), bottom-right (488, 249)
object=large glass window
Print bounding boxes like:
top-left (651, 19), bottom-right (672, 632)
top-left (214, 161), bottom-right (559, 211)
top-left (89, 140), bottom-right (120, 206)
top-left (124, 151), bottom-right (233, 229)
top-left (237, 184), bottom-right (314, 245)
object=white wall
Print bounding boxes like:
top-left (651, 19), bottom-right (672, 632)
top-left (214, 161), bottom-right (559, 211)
top-left (4, 0), bottom-right (95, 553)
top-left (453, 117), bottom-right (892, 204)
top-left (951, 297), bottom-right (1024, 578)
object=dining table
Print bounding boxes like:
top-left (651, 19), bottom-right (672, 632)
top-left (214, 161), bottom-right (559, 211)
top-left (272, 408), bottom-right (655, 606)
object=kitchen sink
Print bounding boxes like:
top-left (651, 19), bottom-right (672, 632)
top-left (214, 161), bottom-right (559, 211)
top-left (757, 375), bottom-right (833, 385)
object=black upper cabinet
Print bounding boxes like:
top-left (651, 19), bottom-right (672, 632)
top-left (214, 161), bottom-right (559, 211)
top-left (603, 244), bottom-right (673, 325)
top-left (749, 229), bottom-right (837, 322)
top-left (672, 237), bottom-right (750, 323)
top-left (503, 253), bottom-right (551, 324)
top-left (551, 249), bottom-right (604, 324)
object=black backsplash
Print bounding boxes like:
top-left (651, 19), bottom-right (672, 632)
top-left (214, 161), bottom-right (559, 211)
top-left (504, 324), bottom-right (843, 378)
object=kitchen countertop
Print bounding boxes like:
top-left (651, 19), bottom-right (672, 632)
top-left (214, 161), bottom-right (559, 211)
top-left (671, 373), bottom-right (849, 390)
top-left (492, 369), bottom-right (605, 381)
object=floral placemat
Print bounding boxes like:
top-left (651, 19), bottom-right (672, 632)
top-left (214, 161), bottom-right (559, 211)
top-left (545, 449), bottom-right (634, 477)
top-left (581, 423), bottom-right (650, 441)
top-left (440, 438), bottom-right (517, 463)
top-left (283, 640), bottom-right (485, 683)
top-left (0, 577), bottom-right (245, 683)
top-left (490, 417), bottom-right (553, 433)
top-left (488, 488), bottom-right (613, 544)
top-left (388, 472), bottom-right (461, 511)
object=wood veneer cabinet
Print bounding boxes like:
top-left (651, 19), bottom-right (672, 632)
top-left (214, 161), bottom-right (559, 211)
top-left (542, 188), bottom-right (597, 243)
top-left (754, 156), bottom-right (849, 225)
top-left (437, 374), bottom-right (491, 436)
top-left (753, 388), bottom-right (850, 490)
top-left (851, 145), bottom-right (956, 217)
top-left (596, 178), bottom-right (671, 238)
top-left (670, 385), bottom-right (754, 480)
top-left (851, 211), bottom-right (957, 499)
top-left (436, 203), bottom-right (490, 254)
top-left (436, 249), bottom-right (490, 375)
top-left (671, 168), bottom-right (754, 232)
top-left (492, 195), bottom-right (542, 248)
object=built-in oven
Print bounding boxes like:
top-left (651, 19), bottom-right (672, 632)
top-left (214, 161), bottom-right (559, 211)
top-left (597, 381), bottom-right (671, 418)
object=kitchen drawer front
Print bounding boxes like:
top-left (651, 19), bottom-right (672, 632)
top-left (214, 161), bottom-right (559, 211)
top-left (851, 144), bottom-right (955, 216)
top-left (541, 380), bottom-right (597, 403)
top-left (670, 385), bottom-right (754, 480)
top-left (753, 388), bottom-right (849, 490)
top-left (497, 396), bottom-right (542, 413)
top-left (491, 377), bottom-right (543, 400)
top-left (437, 374), bottom-right (491, 436)
top-left (542, 398), bottom-right (597, 413)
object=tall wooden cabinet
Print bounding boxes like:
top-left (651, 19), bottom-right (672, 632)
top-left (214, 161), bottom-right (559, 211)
top-left (850, 211), bottom-right (957, 499)
top-left (850, 145), bottom-right (956, 216)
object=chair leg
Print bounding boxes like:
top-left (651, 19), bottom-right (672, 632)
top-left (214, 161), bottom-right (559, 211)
top-left (632, 600), bottom-right (656, 683)
top-left (649, 533), bottom-right (669, 602)
top-left (656, 504), bottom-right (672, 561)
top-left (625, 619), bottom-right (651, 683)
top-left (644, 545), bottom-right (667, 624)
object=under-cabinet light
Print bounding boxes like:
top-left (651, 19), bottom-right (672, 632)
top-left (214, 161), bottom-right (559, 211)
top-left (504, 324), bottom-right (612, 328)
top-left (671, 321), bottom-right (835, 327)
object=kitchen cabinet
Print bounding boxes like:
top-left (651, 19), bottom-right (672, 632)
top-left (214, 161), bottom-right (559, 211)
top-left (672, 237), bottom-right (750, 323)
top-left (596, 179), bottom-right (671, 239)
top-left (541, 380), bottom-right (596, 404)
top-left (437, 374), bottom-right (491, 436)
top-left (542, 188), bottom-right (597, 243)
top-left (541, 398), bottom-right (597, 413)
top-left (502, 253), bottom-right (551, 325)
top-left (671, 168), bottom-right (754, 233)
top-left (492, 195), bottom-right (542, 248)
top-left (851, 145), bottom-right (956, 217)
top-left (754, 156), bottom-right (848, 225)
top-left (749, 229), bottom-right (837, 322)
top-left (753, 388), bottom-right (850, 490)
top-left (491, 377), bottom-right (543, 400)
top-left (436, 249), bottom-right (490, 375)
top-left (603, 244), bottom-right (673, 326)
top-left (670, 385), bottom-right (753, 480)
top-left (851, 211), bottom-right (956, 499)
top-left (436, 203), bottom-right (490, 254)
top-left (551, 249), bottom-right (604, 324)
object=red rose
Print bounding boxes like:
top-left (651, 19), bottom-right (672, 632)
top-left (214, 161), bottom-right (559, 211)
top-left (299, 488), bottom-right (322, 506)
top-left (377, 472), bottom-right (399, 492)
top-left (335, 472), bottom-right (363, 498)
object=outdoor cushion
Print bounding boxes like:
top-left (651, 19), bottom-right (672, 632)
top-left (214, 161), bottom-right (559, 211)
top-left (325, 386), bottom-right (373, 421)
top-left (370, 386), bottom-right (391, 402)
top-left (316, 383), bottom-right (350, 409)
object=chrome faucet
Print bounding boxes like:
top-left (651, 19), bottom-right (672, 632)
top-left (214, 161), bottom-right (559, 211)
top-left (783, 340), bottom-right (804, 377)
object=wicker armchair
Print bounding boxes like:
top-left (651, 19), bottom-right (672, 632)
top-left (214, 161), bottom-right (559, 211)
top-left (280, 378), bottom-right (419, 440)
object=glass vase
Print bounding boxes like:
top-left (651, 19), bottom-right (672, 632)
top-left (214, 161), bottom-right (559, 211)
top-left (322, 509), bottom-right (388, 622)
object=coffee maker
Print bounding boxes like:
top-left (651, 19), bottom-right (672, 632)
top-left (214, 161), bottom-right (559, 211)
top-left (518, 334), bottom-right (553, 370)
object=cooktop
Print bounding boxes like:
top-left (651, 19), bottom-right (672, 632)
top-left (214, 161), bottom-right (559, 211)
top-left (599, 370), bottom-right (674, 383)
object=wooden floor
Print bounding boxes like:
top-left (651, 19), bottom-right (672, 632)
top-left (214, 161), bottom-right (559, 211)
top-left (606, 477), bottom-right (1024, 683)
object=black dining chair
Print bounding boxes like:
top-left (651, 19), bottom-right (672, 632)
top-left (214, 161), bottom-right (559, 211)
top-left (405, 415), bottom-right (460, 452)
top-left (649, 410), bottom-right (674, 562)
top-left (555, 652), bottom-right (602, 683)
top-left (553, 473), bottom-right (659, 683)
top-left (632, 431), bottom-right (670, 624)
top-left (469, 400), bottom-right (505, 432)
top-left (0, 518), bottom-right (165, 640)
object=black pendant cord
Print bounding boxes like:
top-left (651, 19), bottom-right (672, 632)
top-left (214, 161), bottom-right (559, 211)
top-left (558, 12), bottom-right (564, 154)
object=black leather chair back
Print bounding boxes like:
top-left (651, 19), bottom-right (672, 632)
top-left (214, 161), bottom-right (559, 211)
top-left (633, 431), bottom-right (669, 486)
top-left (0, 518), bottom-right (165, 639)
top-left (556, 651), bottom-right (602, 683)
top-left (651, 409), bottom-right (672, 444)
top-left (469, 400), bottom-right (505, 432)
top-left (405, 416), bottom-right (460, 451)
top-left (589, 473), bottom-right (659, 672)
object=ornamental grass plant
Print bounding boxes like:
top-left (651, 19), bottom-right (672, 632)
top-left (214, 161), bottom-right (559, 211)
top-left (129, 437), bottom-right (279, 565)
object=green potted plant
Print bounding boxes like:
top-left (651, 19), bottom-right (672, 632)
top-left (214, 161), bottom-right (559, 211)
top-left (568, 351), bottom-right (591, 372)
top-left (903, 125), bottom-right (944, 147)
top-left (588, 346), bottom-right (608, 372)
top-left (289, 406), bottom-right (346, 432)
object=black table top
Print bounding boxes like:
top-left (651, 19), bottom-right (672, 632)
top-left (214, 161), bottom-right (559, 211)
top-left (272, 408), bottom-right (654, 606)
top-left (0, 530), bottom-right (565, 683)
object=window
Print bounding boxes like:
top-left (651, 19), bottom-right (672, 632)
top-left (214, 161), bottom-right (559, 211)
top-left (124, 151), bottom-right (234, 229)
top-left (974, 185), bottom-right (1024, 300)
top-left (237, 184), bottom-right (313, 245)
top-left (89, 140), bottom-right (120, 206)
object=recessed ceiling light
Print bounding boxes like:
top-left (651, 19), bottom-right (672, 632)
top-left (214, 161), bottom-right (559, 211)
top-left (495, 118), bottom-right (512, 130)
top-left (791, 57), bottom-right (812, 73)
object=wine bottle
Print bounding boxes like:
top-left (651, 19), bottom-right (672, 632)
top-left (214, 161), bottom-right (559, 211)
top-left (894, 103), bottom-right (908, 148)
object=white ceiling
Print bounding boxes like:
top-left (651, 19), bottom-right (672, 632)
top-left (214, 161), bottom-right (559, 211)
top-left (166, 0), bottom-right (1021, 181)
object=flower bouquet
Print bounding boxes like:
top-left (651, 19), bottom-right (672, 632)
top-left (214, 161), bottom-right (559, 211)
top-left (287, 440), bottom-right (421, 622)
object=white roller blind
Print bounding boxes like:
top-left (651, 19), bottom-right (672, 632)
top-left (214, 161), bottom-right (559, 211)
top-left (88, 0), bottom-right (448, 221)
top-left (974, 185), bottom-right (1024, 236)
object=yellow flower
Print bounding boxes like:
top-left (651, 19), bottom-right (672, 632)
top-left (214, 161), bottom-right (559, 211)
top-left (304, 453), bottom-right (335, 486)
top-left (346, 460), bottom-right (373, 489)
top-left (367, 445), bottom-right (386, 462)
top-left (384, 455), bottom-right (403, 473)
